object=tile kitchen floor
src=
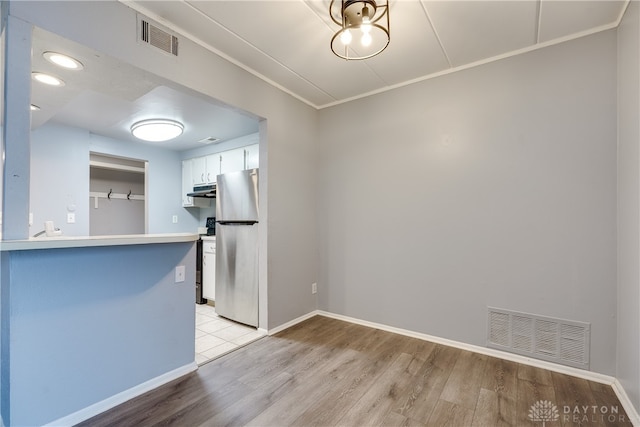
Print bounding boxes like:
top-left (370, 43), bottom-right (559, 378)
top-left (195, 303), bottom-right (265, 365)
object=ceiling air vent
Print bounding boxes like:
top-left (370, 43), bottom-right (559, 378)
top-left (138, 16), bottom-right (178, 56)
top-left (487, 307), bottom-right (590, 370)
top-left (198, 137), bottom-right (220, 145)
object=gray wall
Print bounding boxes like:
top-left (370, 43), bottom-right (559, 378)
top-left (12, 0), bottom-right (318, 330)
top-left (617, 0), bottom-right (640, 414)
top-left (318, 31), bottom-right (618, 375)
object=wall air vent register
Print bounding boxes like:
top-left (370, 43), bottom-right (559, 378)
top-left (138, 15), bottom-right (179, 56)
top-left (487, 307), bottom-right (590, 370)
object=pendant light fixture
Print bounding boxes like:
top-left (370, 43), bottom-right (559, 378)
top-left (330, 0), bottom-right (390, 60)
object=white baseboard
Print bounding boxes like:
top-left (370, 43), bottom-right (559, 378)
top-left (267, 310), bottom-right (320, 335)
top-left (612, 379), bottom-right (640, 426)
top-left (44, 361), bottom-right (198, 427)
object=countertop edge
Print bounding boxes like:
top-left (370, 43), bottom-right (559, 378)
top-left (0, 233), bottom-right (199, 252)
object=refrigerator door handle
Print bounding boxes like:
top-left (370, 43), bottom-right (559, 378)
top-left (217, 221), bottom-right (258, 226)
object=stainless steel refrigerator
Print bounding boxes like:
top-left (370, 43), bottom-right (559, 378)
top-left (215, 168), bottom-right (259, 327)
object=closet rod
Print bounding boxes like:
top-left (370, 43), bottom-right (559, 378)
top-left (89, 191), bottom-right (145, 201)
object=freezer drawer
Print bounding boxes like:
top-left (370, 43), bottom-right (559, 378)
top-left (215, 222), bottom-right (258, 327)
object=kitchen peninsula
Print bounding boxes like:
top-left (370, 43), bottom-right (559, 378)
top-left (0, 233), bottom-right (199, 426)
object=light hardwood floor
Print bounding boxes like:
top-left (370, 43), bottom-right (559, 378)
top-left (78, 316), bottom-right (632, 426)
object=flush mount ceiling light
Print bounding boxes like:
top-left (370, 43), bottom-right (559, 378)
top-left (130, 119), bottom-right (184, 142)
top-left (32, 72), bottom-right (65, 87)
top-left (330, 0), bottom-right (390, 60)
top-left (43, 51), bottom-right (84, 70)
top-left (30, 104), bottom-right (41, 111)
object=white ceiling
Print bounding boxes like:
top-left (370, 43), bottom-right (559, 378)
top-left (124, 0), bottom-right (628, 108)
top-left (30, 1), bottom-right (628, 151)
top-left (31, 27), bottom-right (261, 152)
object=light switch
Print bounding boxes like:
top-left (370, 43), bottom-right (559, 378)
top-left (175, 265), bottom-right (186, 283)
top-left (67, 213), bottom-right (76, 224)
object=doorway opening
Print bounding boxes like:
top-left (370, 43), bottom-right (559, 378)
top-left (89, 153), bottom-right (147, 235)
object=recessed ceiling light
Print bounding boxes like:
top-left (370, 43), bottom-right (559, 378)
top-left (131, 119), bottom-right (184, 142)
top-left (30, 104), bottom-right (41, 111)
top-left (43, 51), bottom-right (84, 70)
top-left (32, 72), bottom-right (65, 87)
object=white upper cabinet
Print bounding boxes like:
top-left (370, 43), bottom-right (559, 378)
top-left (182, 143), bottom-right (259, 208)
top-left (192, 156), bottom-right (207, 185)
top-left (191, 154), bottom-right (223, 185)
top-left (205, 154), bottom-right (221, 184)
top-left (245, 144), bottom-right (259, 170)
top-left (182, 160), bottom-right (210, 208)
top-left (220, 148), bottom-right (245, 174)
top-left (182, 160), bottom-right (194, 207)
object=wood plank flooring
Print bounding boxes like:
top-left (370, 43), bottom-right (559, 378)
top-left (77, 316), bottom-right (633, 427)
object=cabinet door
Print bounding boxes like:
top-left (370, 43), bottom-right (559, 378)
top-left (182, 160), bottom-right (194, 207)
top-left (244, 144), bottom-right (259, 170)
top-left (220, 148), bottom-right (246, 174)
top-left (202, 245), bottom-right (216, 301)
top-left (192, 157), bottom-right (207, 185)
top-left (205, 154), bottom-right (221, 183)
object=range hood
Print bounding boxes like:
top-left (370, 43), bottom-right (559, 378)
top-left (187, 184), bottom-right (216, 198)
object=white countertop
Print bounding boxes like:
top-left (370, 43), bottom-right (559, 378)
top-left (0, 233), bottom-right (199, 251)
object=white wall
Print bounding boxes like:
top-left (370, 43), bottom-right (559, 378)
top-left (617, 0), bottom-right (640, 414)
top-left (318, 31), bottom-right (618, 375)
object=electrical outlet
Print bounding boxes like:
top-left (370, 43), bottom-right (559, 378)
top-left (28, 212), bottom-right (33, 226)
top-left (175, 265), bottom-right (185, 283)
top-left (172, 215), bottom-right (178, 224)
top-left (67, 213), bottom-right (76, 224)
top-left (312, 282), bottom-right (317, 294)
